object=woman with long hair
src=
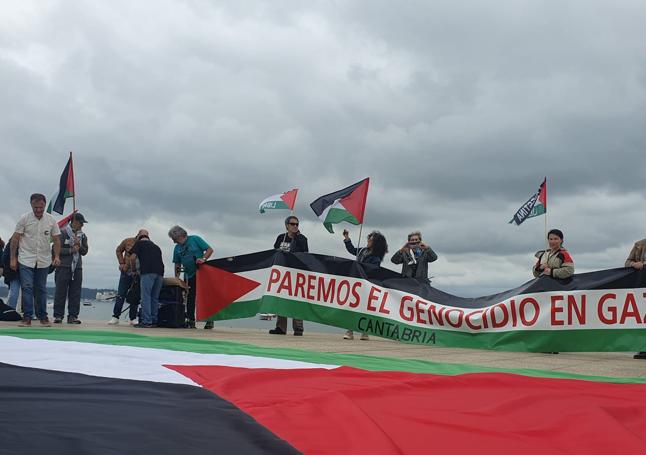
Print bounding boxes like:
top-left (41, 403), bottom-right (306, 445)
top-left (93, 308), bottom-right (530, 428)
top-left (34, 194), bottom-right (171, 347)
top-left (342, 229), bottom-right (388, 340)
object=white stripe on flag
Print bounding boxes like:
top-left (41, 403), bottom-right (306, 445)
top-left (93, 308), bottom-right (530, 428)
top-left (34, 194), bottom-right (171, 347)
top-left (0, 336), bottom-right (338, 385)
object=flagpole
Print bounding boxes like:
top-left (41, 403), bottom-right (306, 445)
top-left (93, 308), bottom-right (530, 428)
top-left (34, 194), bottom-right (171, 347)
top-left (355, 224), bottom-right (364, 259)
top-left (544, 176), bottom-right (548, 250)
top-left (70, 151), bottom-right (76, 213)
top-left (291, 188), bottom-right (298, 215)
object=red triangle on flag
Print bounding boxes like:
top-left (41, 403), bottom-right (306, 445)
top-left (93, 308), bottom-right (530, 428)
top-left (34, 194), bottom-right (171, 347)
top-left (339, 178), bottom-right (369, 223)
top-left (280, 189), bottom-right (298, 211)
top-left (196, 265), bottom-right (261, 320)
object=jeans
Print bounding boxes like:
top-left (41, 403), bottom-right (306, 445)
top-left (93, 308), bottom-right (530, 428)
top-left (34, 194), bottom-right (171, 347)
top-left (139, 273), bottom-right (162, 325)
top-left (112, 271), bottom-right (137, 320)
top-left (7, 278), bottom-right (20, 309)
top-left (19, 265), bottom-right (49, 319)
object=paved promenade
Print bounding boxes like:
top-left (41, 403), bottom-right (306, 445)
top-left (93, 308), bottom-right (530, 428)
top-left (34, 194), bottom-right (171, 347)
top-left (2, 320), bottom-right (645, 379)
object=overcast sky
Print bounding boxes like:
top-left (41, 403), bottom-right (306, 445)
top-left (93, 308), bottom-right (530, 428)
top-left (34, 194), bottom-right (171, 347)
top-left (1, 0), bottom-right (645, 295)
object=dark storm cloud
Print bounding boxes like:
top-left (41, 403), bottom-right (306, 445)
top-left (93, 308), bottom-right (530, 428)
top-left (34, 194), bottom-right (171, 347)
top-left (1, 0), bottom-right (645, 292)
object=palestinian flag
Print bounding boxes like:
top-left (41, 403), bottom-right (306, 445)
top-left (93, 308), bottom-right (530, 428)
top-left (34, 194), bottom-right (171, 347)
top-left (55, 210), bottom-right (77, 228)
top-left (509, 177), bottom-right (547, 226)
top-left (259, 188), bottom-right (298, 213)
top-left (1, 329), bottom-right (646, 454)
top-left (48, 154), bottom-right (75, 215)
top-left (310, 178), bottom-right (369, 233)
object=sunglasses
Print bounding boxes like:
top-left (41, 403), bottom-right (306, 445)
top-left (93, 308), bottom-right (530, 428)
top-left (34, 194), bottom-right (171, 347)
top-left (288, 222), bottom-right (299, 226)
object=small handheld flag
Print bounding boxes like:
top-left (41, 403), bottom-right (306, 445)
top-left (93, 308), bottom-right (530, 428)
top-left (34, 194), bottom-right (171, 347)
top-left (259, 189), bottom-right (298, 213)
top-left (310, 178), bottom-right (369, 233)
top-left (509, 178), bottom-right (547, 226)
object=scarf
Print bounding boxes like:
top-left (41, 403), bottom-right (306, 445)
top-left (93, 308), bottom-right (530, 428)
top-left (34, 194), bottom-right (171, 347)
top-left (65, 223), bottom-right (84, 280)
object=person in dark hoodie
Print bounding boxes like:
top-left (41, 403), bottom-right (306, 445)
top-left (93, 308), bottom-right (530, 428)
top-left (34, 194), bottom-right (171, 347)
top-left (130, 230), bottom-right (164, 328)
top-left (342, 229), bottom-right (388, 340)
top-left (2, 235), bottom-right (21, 309)
top-left (269, 215), bottom-right (308, 336)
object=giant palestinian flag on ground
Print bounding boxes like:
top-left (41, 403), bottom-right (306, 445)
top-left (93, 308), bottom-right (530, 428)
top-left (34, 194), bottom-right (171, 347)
top-left (1, 329), bottom-right (646, 454)
top-left (310, 178), bottom-right (369, 233)
top-left (197, 250), bottom-right (646, 352)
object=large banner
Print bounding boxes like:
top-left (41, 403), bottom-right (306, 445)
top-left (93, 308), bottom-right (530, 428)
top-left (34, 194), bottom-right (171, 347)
top-left (196, 250), bottom-right (646, 352)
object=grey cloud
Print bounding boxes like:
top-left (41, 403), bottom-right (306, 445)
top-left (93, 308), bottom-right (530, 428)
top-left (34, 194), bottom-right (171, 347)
top-left (1, 0), bottom-right (646, 295)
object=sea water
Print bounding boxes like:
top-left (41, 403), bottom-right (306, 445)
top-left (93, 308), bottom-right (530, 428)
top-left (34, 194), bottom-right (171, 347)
top-left (77, 300), bottom-right (340, 333)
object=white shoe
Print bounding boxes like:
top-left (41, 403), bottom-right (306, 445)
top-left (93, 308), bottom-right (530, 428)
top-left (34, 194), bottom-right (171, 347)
top-left (343, 330), bottom-right (354, 340)
top-left (129, 320), bottom-right (138, 326)
top-left (360, 333), bottom-right (370, 341)
top-left (107, 317), bottom-right (119, 325)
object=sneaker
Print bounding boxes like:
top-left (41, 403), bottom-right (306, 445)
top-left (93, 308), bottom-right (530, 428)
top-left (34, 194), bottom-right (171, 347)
top-left (360, 333), bottom-right (370, 341)
top-left (67, 317), bottom-right (82, 324)
top-left (293, 331), bottom-right (303, 337)
top-left (129, 320), bottom-right (138, 326)
top-left (53, 318), bottom-right (63, 324)
top-left (204, 321), bottom-right (214, 330)
top-left (269, 327), bottom-right (286, 335)
top-left (133, 323), bottom-right (153, 328)
top-left (634, 352), bottom-right (646, 360)
top-left (18, 317), bottom-right (32, 327)
top-left (187, 320), bottom-right (196, 329)
top-left (107, 317), bottom-right (120, 325)
top-left (343, 330), bottom-right (354, 340)
top-left (40, 318), bottom-right (52, 327)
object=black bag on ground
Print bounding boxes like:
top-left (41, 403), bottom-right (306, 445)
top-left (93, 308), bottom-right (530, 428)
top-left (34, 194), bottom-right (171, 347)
top-left (158, 284), bottom-right (184, 304)
top-left (158, 303), bottom-right (186, 328)
top-left (125, 277), bottom-right (141, 305)
top-left (0, 299), bottom-right (22, 321)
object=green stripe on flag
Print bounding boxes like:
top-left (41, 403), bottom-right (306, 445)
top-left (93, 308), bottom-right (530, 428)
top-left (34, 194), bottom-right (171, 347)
top-left (204, 295), bottom-right (646, 354)
top-left (2, 328), bottom-right (642, 384)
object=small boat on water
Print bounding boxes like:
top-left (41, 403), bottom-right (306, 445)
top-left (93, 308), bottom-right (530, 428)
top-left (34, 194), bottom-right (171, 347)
top-left (96, 291), bottom-right (117, 301)
top-left (259, 313), bottom-right (276, 321)
top-left (82, 299), bottom-right (94, 307)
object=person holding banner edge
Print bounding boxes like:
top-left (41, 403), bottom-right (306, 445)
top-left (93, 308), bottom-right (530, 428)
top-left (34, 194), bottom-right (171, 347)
top-left (270, 215), bottom-right (308, 336)
top-left (625, 238), bottom-right (646, 359)
top-left (169, 226), bottom-right (213, 329)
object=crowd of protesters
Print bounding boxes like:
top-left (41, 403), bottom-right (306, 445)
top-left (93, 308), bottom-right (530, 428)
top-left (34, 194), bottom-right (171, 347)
top-left (1, 193), bottom-right (645, 357)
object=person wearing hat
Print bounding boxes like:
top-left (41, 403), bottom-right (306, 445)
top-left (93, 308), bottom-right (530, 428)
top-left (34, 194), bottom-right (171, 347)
top-left (53, 212), bottom-right (89, 324)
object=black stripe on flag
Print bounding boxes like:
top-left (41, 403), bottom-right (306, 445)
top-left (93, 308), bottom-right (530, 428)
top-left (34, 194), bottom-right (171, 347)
top-left (0, 362), bottom-right (300, 455)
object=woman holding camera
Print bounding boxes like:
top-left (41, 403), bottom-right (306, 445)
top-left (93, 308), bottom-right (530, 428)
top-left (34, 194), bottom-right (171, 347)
top-left (391, 231), bottom-right (437, 282)
top-left (342, 229), bottom-right (388, 340)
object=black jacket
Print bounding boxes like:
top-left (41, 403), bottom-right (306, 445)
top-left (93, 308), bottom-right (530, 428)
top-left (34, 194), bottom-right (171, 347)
top-left (274, 233), bottom-right (309, 253)
top-left (1, 243), bottom-right (18, 285)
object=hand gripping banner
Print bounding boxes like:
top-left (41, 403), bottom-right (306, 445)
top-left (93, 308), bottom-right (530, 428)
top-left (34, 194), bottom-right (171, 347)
top-left (196, 250), bottom-right (646, 352)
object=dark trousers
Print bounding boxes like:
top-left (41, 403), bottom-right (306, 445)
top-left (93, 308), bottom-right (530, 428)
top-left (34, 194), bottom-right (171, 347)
top-left (53, 267), bottom-right (83, 319)
top-left (187, 275), bottom-right (196, 322)
top-left (112, 271), bottom-right (138, 320)
top-left (275, 316), bottom-right (303, 333)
